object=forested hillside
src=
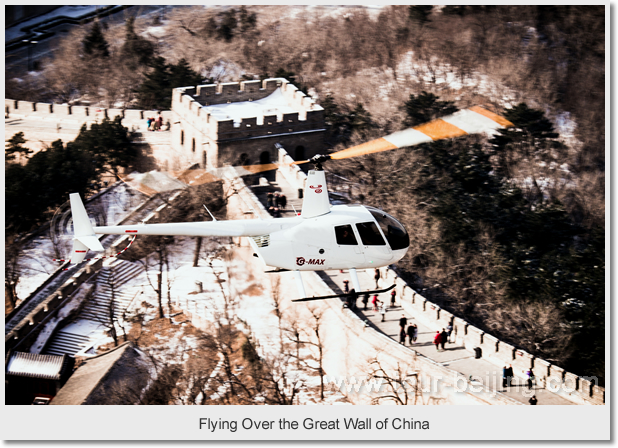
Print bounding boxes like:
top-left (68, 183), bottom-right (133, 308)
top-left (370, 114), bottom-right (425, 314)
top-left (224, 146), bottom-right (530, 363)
top-left (5, 5), bottom-right (605, 380)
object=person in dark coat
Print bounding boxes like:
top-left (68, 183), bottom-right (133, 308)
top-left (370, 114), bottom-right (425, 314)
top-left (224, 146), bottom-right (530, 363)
top-left (390, 289), bottom-right (396, 307)
top-left (502, 366), bottom-right (508, 389)
top-left (279, 194), bottom-right (287, 210)
top-left (374, 268), bottom-right (381, 288)
top-left (446, 323), bottom-right (453, 343)
top-left (343, 279), bottom-right (349, 294)
top-left (267, 192), bottom-right (274, 208)
top-left (526, 369), bottom-right (534, 390)
top-left (406, 324), bottom-right (415, 345)
top-left (347, 289), bottom-right (357, 310)
top-left (399, 314), bottom-right (407, 330)
top-left (362, 293), bottom-right (369, 310)
top-left (399, 327), bottom-right (406, 344)
top-left (529, 395), bottom-right (538, 405)
top-left (440, 329), bottom-right (448, 351)
top-left (506, 364), bottom-right (514, 387)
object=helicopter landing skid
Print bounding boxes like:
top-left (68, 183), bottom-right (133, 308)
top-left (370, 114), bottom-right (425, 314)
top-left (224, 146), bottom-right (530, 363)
top-left (292, 283), bottom-right (395, 303)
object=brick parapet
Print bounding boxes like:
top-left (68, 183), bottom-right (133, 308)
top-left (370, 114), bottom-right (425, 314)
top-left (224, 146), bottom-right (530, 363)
top-left (384, 268), bottom-right (604, 404)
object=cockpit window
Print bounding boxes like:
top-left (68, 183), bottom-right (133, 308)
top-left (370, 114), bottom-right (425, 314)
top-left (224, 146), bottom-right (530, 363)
top-left (356, 222), bottom-right (386, 246)
top-left (366, 206), bottom-right (410, 250)
top-left (335, 225), bottom-right (358, 245)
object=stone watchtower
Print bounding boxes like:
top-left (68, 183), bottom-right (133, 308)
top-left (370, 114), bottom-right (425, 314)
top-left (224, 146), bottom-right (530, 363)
top-left (170, 78), bottom-right (325, 171)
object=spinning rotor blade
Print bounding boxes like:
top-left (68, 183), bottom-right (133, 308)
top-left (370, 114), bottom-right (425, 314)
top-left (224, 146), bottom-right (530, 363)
top-left (293, 106), bottom-right (513, 164)
top-left (120, 163), bottom-right (285, 196)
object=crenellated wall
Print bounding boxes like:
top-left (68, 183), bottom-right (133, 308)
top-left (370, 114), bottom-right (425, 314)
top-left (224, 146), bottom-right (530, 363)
top-left (5, 259), bottom-right (103, 354)
top-left (378, 267), bottom-right (605, 405)
top-left (171, 78), bottom-right (325, 170)
top-left (5, 99), bottom-right (172, 123)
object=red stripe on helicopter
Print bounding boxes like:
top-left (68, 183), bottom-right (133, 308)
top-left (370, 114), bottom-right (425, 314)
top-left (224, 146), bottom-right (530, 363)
top-left (125, 230), bottom-right (138, 233)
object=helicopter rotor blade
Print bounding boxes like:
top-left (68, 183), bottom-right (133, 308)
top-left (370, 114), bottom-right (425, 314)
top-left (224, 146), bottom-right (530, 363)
top-left (292, 106), bottom-right (513, 164)
top-left (120, 107), bottom-right (512, 193)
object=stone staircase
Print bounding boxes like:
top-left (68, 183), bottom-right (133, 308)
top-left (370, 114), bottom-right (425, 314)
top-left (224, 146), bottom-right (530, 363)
top-left (79, 260), bottom-right (143, 322)
top-left (44, 331), bottom-right (92, 357)
top-left (43, 259), bottom-right (144, 357)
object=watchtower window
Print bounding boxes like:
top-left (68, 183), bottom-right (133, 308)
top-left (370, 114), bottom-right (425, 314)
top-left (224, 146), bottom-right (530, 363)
top-left (335, 225), bottom-right (358, 245)
top-left (355, 222), bottom-right (386, 246)
top-left (295, 146), bottom-right (305, 160)
top-left (260, 151), bottom-right (271, 164)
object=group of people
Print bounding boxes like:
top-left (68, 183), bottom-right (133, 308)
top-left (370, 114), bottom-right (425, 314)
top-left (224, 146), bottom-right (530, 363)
top-left (397, 314), bottom-right (418, 345)
top-left (502, 365), bottom-right (536, 390)
top-left (432, 326), bottom-right (453, 351)
top-left (146, 113), bottom-right (167, 132)
top-left (267, 192), bottom-right (287, 216)
top-left (502, 365), bottom-right (539, 404)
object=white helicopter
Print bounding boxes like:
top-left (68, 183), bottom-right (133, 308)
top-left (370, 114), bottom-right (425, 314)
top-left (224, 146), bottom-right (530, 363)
top-left (66, 106), bottom-right (512, 301)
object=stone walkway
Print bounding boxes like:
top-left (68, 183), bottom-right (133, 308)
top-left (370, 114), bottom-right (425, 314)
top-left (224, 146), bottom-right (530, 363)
top-left (252, 171), bottom-right (575, 406)
top-left (326, 269), bottom-right (573, 405)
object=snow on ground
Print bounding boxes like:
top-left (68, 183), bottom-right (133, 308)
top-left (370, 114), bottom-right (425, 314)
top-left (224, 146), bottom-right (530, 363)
top-left (202, 88), bottom-right (297, 126)
top-left (86, 232), bottom-right (350, 404)
top-left (15, 183), bottom-right (147, 301)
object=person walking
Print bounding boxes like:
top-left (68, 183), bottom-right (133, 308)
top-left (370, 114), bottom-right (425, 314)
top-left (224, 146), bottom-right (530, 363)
top-left (267, 192), bottom-right (274, 208)
top-left (434, 331), bottom-right (442, 351)
top-left (399, 327), bottom-right (406, 345)
top-left (343, 280), bottom-right (350, 294)
top-left (374, 268), bottom-right (381, 289)
top-left (502, 366), bottom-right (509, 389)
top-left (390, 289), bottom-right (397, 308)
top-left (439, 329), bottom-right (448, 351)
top-left (411, 324), bottom-right (418, 344)
top-left (379, 301), bottom-right (387, 322)
top-left (279, 194), bottom-right (287, 210)
top-left (399, 314), bottom-right (407, 331)
top-left (506, 364), bottom-right (514, 387)
top-left (446, 323), bottom-right (453, 343)
top-left (362, 293), bottom-right (369, 310)
top-left (529, 395), bottom-right (538, 405)
top-left (526, 369), bottom-right (534, 390)
top-left (372, 295), bottom-right (379, 311)
top-left (406, 324), bottom-right (415, 345)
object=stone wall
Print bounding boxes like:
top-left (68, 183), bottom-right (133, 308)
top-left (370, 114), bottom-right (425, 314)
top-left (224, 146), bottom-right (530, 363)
top-left (5, 258), bottom-right (103, 353)
top-left (5, 99), bottom-right (172, 123)
top-left (170, 78), bottom-right (325, 169)
top-left (379, 267), bottom-right (605, 405)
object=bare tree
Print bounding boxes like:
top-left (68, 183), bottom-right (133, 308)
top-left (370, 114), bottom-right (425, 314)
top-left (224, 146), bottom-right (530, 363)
top-left (5, 239), bottom-right (21, 314)
top-left (270, 276), bottom-right (284, 349)
top-left (367, 356), bottom-right (423, 405)
top-left (293, 306), bottom-right (327, 401)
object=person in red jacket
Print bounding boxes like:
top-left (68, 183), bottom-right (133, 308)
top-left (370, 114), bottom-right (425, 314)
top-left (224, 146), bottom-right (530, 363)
top-left (434, 331), bottom-right (442, 351)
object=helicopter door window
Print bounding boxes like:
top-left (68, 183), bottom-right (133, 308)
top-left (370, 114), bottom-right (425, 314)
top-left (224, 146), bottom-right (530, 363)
top-left (355, 222), bottom-right (386, 246)
top-left (335, 225), bottom-right (358, 245)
